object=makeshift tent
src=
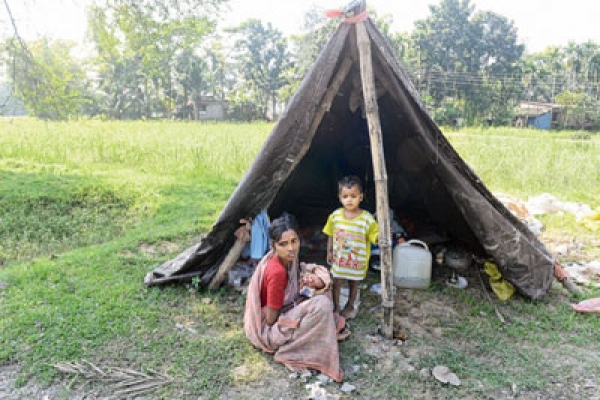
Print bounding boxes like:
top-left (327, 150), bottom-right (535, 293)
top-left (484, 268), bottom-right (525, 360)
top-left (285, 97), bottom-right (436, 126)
top-left (144, 18), bottom-right (555, 300)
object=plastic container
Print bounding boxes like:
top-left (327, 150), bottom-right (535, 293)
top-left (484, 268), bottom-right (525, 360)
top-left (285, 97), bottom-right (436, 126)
top-left (393, 239), bottom-right (432, 289)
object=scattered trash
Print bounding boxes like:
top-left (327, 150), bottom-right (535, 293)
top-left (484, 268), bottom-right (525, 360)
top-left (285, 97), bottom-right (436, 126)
top-left (369, 283), bottom-right (396, 295)
top-left (484, 261), bottom-right (515, 301)
top-left (511, 382), bottom-right (519, 396)
top-left (524, 217), bottom-right (544, 236)
top-left (571, 297), bottom-right (600, 313)
top-left (495, 193), bottom-right (544, 235)
top-left (583, 379), bottom-right (597, 389)
top-left (563, 261), bottom-right (600, 287)
top-left (202, 297), bottom-right (212, 304)
top-left (394, 330), bottom-right (408, 341)
top-left (432, 365), bottom-right (461, 386)
top-left (445, 276), bottom-right (468, 289)
top-left (300, 370), bottom-right (313, 381)
top-left (340, 382), bottom-right (356, 393)
top-left (419, 368), bottom-right (432, 381)
top-left (305, 382), bottom-right (329, 400)
top-left (581, 208), bottom-right (600, 232)
top-left (526, 193), bottom-right (593, 219)
top-left (228, 262), bottom-right (255, 287)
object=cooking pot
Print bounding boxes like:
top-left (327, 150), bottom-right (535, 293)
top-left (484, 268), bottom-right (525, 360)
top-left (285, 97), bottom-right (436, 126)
top-left (444, 247), bottom-right (472, 270)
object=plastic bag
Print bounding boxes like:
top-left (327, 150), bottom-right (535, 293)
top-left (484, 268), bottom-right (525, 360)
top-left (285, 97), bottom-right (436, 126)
top-left (571, 297), bottom-right (600, 313)
top-left (484, 261), bottom-right (515, 301)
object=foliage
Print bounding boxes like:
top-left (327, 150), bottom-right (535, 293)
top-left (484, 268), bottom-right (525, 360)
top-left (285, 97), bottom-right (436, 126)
top-left (411, 0), bottom-right (524, 124)
top-left (86, 0), bottom-right (228, 119)
top-left (2, 38), bottom-right (88, 119)
top-left (227, 19), bottom-right (293, 120)
top-left (3, 2), bottom-right (600, 128)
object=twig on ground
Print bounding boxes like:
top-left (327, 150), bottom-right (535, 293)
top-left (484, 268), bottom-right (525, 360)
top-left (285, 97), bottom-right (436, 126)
top-left (54, 360), bottom-right (174, 398)
top-left (477, 268), bottom-right (506, 324)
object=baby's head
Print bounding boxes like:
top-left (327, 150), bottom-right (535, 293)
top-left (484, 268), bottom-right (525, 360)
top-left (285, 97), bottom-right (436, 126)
top-left (302, 272), bottom-right (326, 289)
top-left (300, 264), bottom-right (332, 295)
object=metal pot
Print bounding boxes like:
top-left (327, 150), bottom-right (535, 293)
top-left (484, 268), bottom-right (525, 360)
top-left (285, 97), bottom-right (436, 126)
top-left (444, 248), bottom-right (472, 270)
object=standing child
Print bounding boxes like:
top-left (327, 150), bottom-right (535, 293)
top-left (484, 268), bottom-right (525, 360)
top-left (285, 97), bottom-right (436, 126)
top-left (323, 176), bottom-right (378, 319)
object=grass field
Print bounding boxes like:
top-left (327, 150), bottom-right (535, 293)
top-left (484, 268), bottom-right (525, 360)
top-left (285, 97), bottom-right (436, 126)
top-left (1, 118), bottom-right (599, 399)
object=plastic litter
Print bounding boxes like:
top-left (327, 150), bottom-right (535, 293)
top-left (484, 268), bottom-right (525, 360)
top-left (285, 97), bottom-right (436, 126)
top-left (571, 297), bottom-right (600, 313)
top-left (432, 365), bottom-right (461, 386)
top-left (484, 261), bottom-right (515, 301)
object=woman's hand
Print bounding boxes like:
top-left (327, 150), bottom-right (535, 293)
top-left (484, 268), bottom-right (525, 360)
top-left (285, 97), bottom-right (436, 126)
top-left (265, 307), bottom-right (280, 326)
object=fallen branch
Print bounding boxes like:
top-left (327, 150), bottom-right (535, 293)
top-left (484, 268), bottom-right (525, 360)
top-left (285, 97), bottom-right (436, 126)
top-left (54, 360), bottom-right (174, 398)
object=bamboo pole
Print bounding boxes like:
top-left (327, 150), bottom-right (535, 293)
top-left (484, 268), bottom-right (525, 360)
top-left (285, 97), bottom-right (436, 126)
top-left (209, 220), bottom-right (251, 290)
top-left (208, 238), bottom-right (247, 290)
top-left (356, 21), bottom-right (394, 338)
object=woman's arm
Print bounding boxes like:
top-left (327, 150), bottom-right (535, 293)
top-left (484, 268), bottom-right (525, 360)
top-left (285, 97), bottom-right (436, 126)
top-left (265, 307), bottom-right (280, 326)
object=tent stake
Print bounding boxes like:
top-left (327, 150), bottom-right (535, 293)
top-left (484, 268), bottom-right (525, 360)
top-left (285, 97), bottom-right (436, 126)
top-left (356, 21), bottom-right (394, 339)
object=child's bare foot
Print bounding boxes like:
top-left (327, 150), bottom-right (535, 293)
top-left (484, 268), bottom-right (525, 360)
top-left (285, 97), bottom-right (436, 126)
top-left (341, 305), bottom-right (355, 320)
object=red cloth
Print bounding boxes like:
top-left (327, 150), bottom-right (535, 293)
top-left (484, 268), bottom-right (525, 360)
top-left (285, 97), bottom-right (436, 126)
top-left (261, 256), bottom-right (288, 310)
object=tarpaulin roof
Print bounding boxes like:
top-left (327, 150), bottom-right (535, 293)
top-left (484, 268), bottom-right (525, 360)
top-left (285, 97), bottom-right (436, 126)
top-left (145, 19), bottom-right (554, 300)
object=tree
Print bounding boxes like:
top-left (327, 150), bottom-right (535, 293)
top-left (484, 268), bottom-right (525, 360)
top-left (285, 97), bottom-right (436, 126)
top-left (411, 0), bottom-right (524, 123)
top-left (228, 19), bottom-right (293, 120)
top-left (87, 0), bottom-right (228, 119)
top-left (3, 38), bottom-right (88, 119)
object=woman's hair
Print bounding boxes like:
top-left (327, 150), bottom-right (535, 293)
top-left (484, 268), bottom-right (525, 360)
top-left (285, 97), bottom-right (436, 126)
top-left (338, 175), bottom-right (363, 194)
top-left (269, 212), bottom-right (299, 243)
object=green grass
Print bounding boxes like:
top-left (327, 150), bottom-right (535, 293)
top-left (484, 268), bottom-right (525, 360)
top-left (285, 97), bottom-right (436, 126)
top-left (445, 127), bottom-right (600, 207)
top-left (1, 118), bottom-right (599, 399)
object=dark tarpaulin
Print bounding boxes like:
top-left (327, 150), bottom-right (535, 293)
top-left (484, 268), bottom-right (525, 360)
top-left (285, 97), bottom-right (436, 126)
top-left (145, 19), bottom-right (554, 300)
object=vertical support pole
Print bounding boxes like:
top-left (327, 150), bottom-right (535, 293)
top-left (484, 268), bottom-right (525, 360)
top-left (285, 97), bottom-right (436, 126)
top-left (356, 21), bottom-right (394, 338)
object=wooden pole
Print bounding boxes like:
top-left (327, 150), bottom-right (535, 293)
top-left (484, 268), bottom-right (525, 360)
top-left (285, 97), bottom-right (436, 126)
top-left (356, 21), bottom-right (394, 339)
top-left (208, 238), bottom-right (247, 290)
top-left (208, 220), bottom-right (251, 290)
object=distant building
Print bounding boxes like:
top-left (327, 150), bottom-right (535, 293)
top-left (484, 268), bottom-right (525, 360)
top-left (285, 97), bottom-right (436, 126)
top-left (175, 96), bottom-right (228, 121)
top-left (513, 101), bottom-right (564, 130)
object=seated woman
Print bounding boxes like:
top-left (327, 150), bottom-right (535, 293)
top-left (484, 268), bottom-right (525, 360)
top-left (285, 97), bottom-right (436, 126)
top-left (244, 213), bottom-right (344, 382)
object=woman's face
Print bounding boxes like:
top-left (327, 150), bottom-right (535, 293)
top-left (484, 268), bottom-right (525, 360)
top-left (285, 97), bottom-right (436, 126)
top-left (273, 229), bottom-right (300, 266)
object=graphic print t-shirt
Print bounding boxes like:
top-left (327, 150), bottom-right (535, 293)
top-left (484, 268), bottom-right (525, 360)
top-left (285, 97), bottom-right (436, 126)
top-left (323, 208), bottom-right (378, 280)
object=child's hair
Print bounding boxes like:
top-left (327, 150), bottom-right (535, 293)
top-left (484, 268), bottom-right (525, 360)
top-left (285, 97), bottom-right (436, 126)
top-left (338, 175), bottom-right (363, 194)
top-left (269, 212), bottom-right (299, 243)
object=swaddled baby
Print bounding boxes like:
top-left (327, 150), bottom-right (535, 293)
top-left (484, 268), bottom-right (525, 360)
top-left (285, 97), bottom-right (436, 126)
top-left (299, 263), bottom-right (332, 298)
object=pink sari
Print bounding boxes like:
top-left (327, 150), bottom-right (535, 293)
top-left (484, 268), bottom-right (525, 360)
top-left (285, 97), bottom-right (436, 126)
top-left (244, 251), bottom-right (344, 382)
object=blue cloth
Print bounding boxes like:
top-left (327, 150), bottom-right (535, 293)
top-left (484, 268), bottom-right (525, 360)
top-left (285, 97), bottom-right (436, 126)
top-left (242, 209), bottom-right (270, 259)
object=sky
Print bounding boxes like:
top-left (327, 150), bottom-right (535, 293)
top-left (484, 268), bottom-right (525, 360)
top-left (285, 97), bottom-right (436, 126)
top-left (2, 0), bottom-right (600, 53)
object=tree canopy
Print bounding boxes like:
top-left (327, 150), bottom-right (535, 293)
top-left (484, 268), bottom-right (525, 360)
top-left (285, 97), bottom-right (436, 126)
top-left (1, 0), bottom-right (599, 129)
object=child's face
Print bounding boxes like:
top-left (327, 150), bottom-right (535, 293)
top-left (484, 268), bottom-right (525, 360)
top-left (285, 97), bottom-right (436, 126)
top-left (338, 184), bottom-right (363, 212)
top-left (302, 273), bottom-right (325, 289)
